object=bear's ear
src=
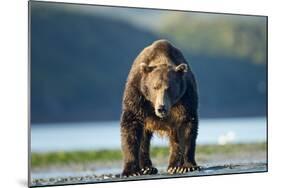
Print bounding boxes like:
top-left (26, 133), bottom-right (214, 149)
top-left (140, 62), bottom-right (156, 73)
top-left (175, 63), bottom-right (188, 73)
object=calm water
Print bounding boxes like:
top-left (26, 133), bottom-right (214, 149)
top-left (31, 117), bottom-right (266, 152)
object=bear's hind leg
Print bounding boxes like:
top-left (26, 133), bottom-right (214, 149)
top-left (139, 130), bottom-right (158, 175)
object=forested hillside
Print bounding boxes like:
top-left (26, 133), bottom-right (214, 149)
top-left (31, 3), bottom-right (266, 123)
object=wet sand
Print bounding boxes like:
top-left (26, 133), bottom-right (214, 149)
top-left (31, 162), bottom-right (267, 187)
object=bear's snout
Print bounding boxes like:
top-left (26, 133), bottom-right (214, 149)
top-left (155, 105), bottom-right (168, 118)
top-left (157, 105), bottom-right (167, 114)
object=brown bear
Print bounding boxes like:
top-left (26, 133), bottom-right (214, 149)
top-left (120, 39), bottom-right (199, 176)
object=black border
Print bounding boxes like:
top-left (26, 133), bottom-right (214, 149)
top-left (28, 0), bottom-right (268, 187)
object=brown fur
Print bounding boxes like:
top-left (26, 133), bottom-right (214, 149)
top-left (120, 39), bottom-right (199, 176)
top-left (144, 104), bottom-right (186, 137)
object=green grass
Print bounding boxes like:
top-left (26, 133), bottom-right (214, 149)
top-left (31, 142), bottom-right (266, 168)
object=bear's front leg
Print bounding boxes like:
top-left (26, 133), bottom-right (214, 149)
top-left (167, 130), bottom-right (184, 174)
top-left (121, 111), bottom-right (143, 177)
top-left (139, 130), bottom-right (158, 175)
top-left (179, 117), bottom-right (200, 173)
top-left (167, 118), bottom-right (200, 174)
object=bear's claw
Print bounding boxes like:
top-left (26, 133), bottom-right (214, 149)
top-left (141, 167), bottom-right (158, 175)
top-left (167, 166), bottom-right (200, 174)
top-left (132, 172), bottom-right (141, 176)
top-left (122, 167), bottom-right (158, 177)
top-left (121, 170), bottom-right (142, 177)
top-left (122, 172), bottom-right (141, 178)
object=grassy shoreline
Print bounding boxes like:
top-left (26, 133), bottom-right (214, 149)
top-left (31, 142), bottom-right (266, 168)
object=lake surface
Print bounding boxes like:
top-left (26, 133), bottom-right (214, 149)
top-left (31, 117), bottom-right (267, 152)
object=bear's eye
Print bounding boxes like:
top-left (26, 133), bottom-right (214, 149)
top-left (153, 85), bottom-right (161, 90)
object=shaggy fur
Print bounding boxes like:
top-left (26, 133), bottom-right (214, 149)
top-left (120, 39), bottom-right (199, 176)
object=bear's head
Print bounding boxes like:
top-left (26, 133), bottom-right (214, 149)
top-left (140, 63), bottom-right (188, 119)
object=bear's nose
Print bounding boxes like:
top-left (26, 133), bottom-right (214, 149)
top-left (157, 105), bottom-right (167, 114)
